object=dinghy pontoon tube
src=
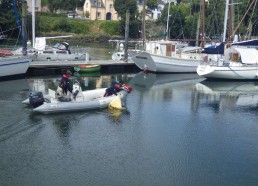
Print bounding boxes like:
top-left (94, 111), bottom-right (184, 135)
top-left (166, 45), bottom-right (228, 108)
top-left (22, 84), bottom-right (132, 114)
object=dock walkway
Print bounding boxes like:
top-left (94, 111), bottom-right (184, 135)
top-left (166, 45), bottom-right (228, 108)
top-left (29, 59), bottom-right (134, 68)
top-left (27, 59), bottom-right (140, 75)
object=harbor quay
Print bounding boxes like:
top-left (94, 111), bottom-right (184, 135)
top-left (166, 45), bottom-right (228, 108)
top-left (26, 59), bottom-right (140, 76)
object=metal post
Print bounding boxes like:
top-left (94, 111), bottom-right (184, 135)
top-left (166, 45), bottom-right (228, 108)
top-left (201, 0), bottom-right (205, 48)
top-left (22, 0), bottom-right (27, 55)
top-left (223, 0), bottom-right (230, 42)
top-left (142, 0), bottom-right (146, 47)
top-left (166, 0), bottom-right (171, 40)
top-left (124, 10), bottom-right (129, 62)
top-left (32, 0), bottom-right (35, 48)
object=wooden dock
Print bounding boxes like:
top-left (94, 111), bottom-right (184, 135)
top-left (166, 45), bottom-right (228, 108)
top-left (27, 59), bottom-right (140, 76)
top-left (29, 59), bottom-right (134, 68)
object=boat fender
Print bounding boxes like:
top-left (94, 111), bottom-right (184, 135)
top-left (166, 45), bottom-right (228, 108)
top-left (109, 95), bottom-right (123, 110)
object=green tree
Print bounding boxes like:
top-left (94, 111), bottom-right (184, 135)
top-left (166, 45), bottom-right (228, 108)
top-left (41, 0), bottom-right (48, 6)
top-left (0, 0), bottom-right (23, 37)
top-left (48, 0), bottom-right (83, 12)
top-left (114, 0), bottom-right (140, 38)
top-left (147, 0), bottom-right (158, 10)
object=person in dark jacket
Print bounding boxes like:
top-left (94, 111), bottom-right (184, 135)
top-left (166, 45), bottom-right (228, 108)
top-left (104, 80), bottom-right (122, 97)
top-left (57, 70), bottom-right (73, 100)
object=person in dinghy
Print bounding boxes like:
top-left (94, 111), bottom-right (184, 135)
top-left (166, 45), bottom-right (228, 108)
top-left (104, 80), bottom-right (122, 97)
top-left (56, 70), bottom-right (74, 101)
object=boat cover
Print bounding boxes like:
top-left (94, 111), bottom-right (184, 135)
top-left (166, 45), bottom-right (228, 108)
top-left (201, 42), bottom-right (224, 54)
top-left (234, 48), bottom-right (258, 64)
top-left (232, 39), bottom-right (258, 46)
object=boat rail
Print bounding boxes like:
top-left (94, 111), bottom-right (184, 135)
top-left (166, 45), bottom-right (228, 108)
top-left (69, 46), bottom-right (89, 54)
top-left (200, 58), bottom-right (229, 67)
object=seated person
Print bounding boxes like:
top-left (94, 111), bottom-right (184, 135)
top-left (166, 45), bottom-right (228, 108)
top-left (104, 80), bottom-right (122, 97)
top-left (56, 70), bottom-right (73, 101)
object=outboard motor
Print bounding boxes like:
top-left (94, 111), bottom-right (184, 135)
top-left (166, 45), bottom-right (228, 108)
top-left (29, 92), bottom-right (44, 108)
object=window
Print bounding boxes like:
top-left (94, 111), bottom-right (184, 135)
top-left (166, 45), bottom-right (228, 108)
top-left (97, 12), bottom-right (101, 19)
top-left (94, 1), bottom-right (97, 6)
top-left (110, 4), bottom-right (113, 11)
top-left (86, 3), bottom-right (88, 8)
top-left (98, 1), bottom-right (101, 7)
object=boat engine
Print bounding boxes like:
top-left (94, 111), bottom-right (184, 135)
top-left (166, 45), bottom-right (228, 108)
top-left (29, 92), bottom-right (45, 108)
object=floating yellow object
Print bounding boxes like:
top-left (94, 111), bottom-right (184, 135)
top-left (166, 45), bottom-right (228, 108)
top-left (109, 95), bottom-right (122, 109)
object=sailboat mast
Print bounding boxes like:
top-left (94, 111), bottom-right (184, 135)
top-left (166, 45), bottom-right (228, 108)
top-left (196, 14), bottom-right (201, 47)
top-left (229, 0), bottom-right (233, 42)
top-left (166, 0), bottom-right (171, 40)
top-left (32, 0), bottom-right (35, 48)
top-left (223, 0), bottom-right (229, 42)
top-left (142, 0), bottom-right (146, 47)
top-left (201, 0), bottom-right (205, 48)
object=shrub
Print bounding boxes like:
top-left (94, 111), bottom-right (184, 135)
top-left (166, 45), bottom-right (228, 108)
top-left (100, 21), bottom-right (121, 36)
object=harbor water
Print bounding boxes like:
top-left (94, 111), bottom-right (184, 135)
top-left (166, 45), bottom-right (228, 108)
top-left (0, 72), bottom-right (258, 186)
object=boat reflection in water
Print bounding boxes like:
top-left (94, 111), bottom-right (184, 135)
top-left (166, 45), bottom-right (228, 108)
top-left (130, 72), bottom-right (203, 91)
top-left (195, 80), bottom-right (258, 109)
top-left (129, 72), bottom-right (204, 104)
top-left (26, 75), bottom-right (120, 94)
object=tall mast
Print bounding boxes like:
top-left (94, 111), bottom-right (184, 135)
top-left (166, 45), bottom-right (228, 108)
top-left (166, 0), bottom-right (171, 40)
top-left (201, 0), bottom-right (205, 48)
top-left (32, 0), bottom-right (35, 48)
top-left (196, 14), bottom-right (201, 46)
top-left (142, 0), bottom-right (146, 47)
top-left (223, 0), bottom-right (230, 42)
top-left (229, 0), bottom-right (233, 42)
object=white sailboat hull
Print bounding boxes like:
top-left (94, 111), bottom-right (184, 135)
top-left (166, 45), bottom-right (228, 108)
top-left (197, 63), bottom-right (258, 80)
top-left (0, 56), bottom-right (31, 78)
top-left (129, 50), bottom-right (202, 73)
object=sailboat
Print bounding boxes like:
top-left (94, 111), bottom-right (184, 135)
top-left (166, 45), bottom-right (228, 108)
top-left (14, 0), bottom-right (89, 62)
top-left (197, 0), bottom-right (258, 80)
top-left (129, 0), bottom-right (220, 73)
top-left (0, 1), bottom-right (31, 80)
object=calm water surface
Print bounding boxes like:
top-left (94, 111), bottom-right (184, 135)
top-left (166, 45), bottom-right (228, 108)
top-left (0, 72), bottom-right (258, 186)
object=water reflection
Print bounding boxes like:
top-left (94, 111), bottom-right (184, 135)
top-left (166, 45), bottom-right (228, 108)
top-left (130, 72), bottom-right (203, 90)
top-left (26, 73), bottom-right (135, 94)
top-left (2, 74), bottom-right (258, 185)
top-left (195, 80), bottom-right (258, 110)
top-left (129, 72), bottom-right (204, 101)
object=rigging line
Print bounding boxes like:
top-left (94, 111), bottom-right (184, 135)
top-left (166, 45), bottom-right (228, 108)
top-left (244, 0), bottom-right (257, 37)
top-left (231, 0), bottom-right (256, 39)
top-left (12, 28), bottom-right (21, 52)
top-left (0, 27), bottom-right (21, 34)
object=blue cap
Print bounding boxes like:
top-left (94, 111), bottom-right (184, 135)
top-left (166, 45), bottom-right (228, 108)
top-left (115, 80), bottom-right (120, 84)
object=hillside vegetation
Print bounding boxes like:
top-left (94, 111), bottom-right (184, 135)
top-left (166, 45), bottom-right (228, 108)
top-left (35, 13), bottom-right (123, 42)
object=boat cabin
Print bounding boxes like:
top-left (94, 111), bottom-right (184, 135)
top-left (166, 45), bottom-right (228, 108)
top-left (145, 40), bottom-right (188, 57)
top-left (224, 47), bottom-right (258, 64)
